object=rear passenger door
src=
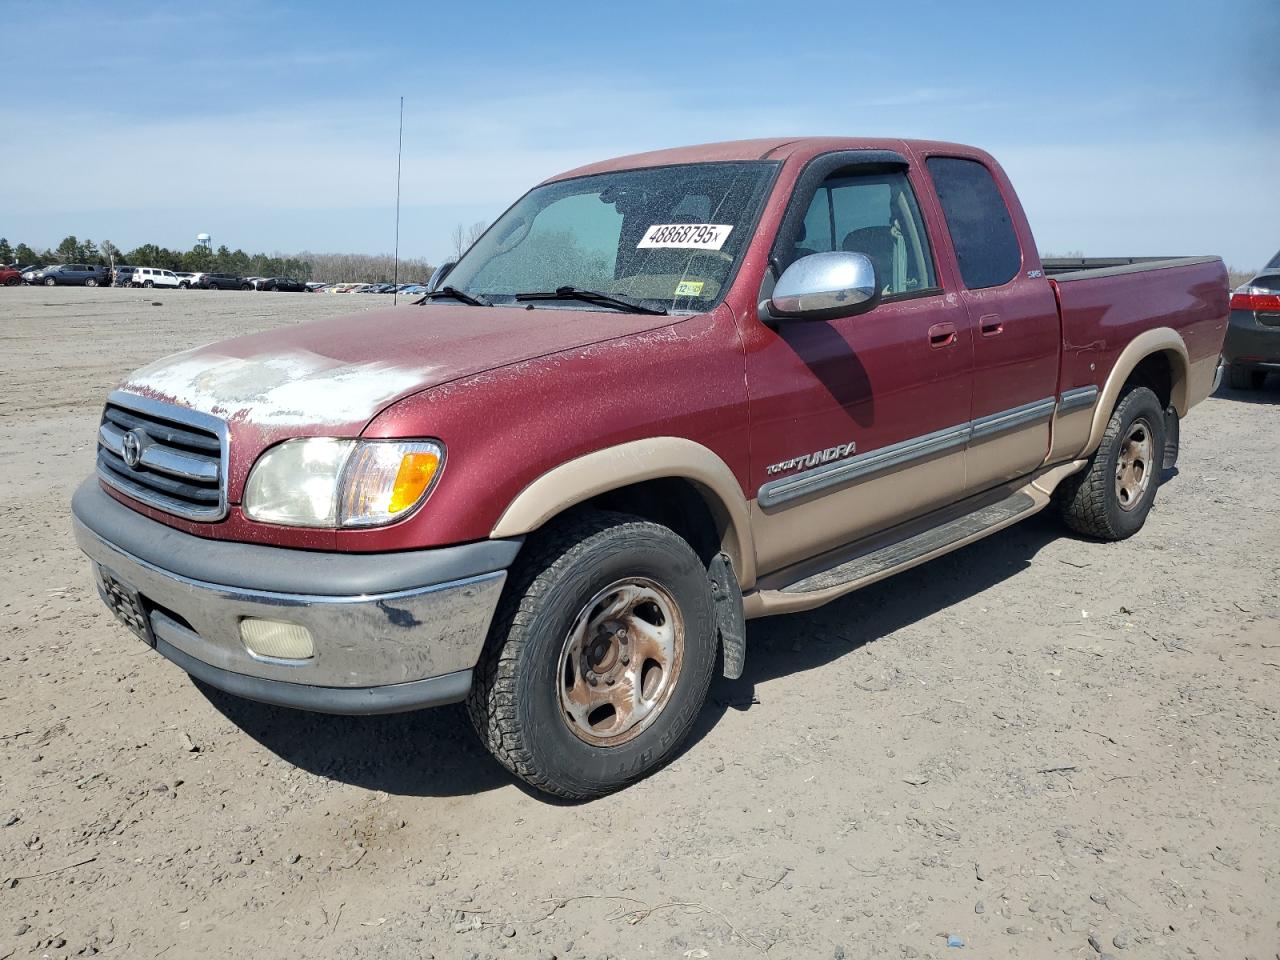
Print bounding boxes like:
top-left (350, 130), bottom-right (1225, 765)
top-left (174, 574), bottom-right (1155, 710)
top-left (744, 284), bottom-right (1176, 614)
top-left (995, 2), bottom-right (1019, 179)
top-left (922, 155), bottom-right (1062, 493)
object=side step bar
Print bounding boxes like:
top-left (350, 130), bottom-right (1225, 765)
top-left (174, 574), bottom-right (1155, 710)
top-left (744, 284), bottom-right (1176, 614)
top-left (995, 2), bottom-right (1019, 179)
top-left (741, 462), bottom-right (1084, 619)
top-left (782, 491), bottom-right (1037, 594)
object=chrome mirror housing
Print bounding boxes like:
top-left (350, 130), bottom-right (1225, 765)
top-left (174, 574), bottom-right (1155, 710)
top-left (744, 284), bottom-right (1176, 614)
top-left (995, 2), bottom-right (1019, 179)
top-left (765, 251), bottom-right (880, 321)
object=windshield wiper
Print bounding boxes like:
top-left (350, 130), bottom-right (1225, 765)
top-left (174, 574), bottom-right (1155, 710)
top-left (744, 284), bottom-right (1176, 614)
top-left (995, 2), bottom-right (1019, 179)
top-left (420, 285), bottom-right (491, 306)
top-left (513, 286), bottom-right (667, 315)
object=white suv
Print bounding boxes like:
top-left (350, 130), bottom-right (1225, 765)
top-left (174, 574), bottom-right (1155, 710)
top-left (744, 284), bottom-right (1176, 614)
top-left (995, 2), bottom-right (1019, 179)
top-left (131, 268), bottom-right (181, 289)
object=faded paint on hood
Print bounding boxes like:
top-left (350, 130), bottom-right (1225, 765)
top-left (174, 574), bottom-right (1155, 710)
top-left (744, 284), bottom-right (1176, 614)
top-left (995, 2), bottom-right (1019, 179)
top-left (119, 302), bottom-right (685, 435)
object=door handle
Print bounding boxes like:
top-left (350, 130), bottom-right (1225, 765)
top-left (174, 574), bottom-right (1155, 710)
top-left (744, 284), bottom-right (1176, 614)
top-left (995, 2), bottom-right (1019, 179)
top-left (980, 314), bottom-right (1004, 337)
top-left (928, 322), bottom-right (957, 348)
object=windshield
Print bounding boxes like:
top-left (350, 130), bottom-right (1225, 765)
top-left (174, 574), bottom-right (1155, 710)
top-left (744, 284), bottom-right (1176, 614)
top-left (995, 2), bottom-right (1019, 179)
top-left (441, 161), bottom-right (777, 312)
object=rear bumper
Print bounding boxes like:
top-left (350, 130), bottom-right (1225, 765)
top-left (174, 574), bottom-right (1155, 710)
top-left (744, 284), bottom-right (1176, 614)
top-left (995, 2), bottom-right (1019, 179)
top-left (1224, 309), bottom-right (1280, 368)
top-left (71, 478), bottom-right (520, 714)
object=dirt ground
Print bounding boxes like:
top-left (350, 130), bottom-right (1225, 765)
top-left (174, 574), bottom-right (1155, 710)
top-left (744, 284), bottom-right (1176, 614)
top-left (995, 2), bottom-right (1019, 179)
top-left (1, 286), bottom-right (1277, 960)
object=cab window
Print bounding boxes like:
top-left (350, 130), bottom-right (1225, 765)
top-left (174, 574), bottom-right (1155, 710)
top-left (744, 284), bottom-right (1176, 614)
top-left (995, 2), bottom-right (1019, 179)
top-left (793, 170), bottom-right (937, 297)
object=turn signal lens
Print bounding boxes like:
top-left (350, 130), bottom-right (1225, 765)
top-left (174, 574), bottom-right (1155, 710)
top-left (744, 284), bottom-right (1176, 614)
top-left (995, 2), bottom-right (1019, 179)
top-left (389, 451), bottom-right (442, 514)
top-left (338, 440), bottom-right (444, 526)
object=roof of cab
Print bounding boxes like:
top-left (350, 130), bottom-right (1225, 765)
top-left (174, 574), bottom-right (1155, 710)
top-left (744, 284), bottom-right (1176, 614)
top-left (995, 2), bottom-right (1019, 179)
top-left (544, 136), bottom-right (985, 182)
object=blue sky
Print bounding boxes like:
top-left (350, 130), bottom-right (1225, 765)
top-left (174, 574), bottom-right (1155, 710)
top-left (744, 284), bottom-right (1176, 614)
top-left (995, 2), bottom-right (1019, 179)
top-left (1, 0), bottom-right (1276, 268)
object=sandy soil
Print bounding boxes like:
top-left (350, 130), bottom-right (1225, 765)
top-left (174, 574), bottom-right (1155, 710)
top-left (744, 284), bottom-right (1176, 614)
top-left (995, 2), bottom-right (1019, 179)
top-left (1, 286), bottom-right (1277, 960)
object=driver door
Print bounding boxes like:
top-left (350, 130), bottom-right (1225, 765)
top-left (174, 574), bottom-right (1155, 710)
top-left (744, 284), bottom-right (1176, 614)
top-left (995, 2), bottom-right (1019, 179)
top-left (745, 160), bottom-right (973, 576)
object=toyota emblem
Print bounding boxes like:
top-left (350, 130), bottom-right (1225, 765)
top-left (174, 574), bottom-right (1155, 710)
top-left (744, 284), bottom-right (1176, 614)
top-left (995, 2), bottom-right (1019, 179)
top-left (121, 429), bottom-right (147, 468)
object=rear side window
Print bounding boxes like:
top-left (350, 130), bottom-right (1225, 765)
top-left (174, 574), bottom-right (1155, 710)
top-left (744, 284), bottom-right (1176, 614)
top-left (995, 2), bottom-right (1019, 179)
top-left (1267, 250), bottom-right (1280, 269)
top-left (926, 157), bottom-right (1021, 289)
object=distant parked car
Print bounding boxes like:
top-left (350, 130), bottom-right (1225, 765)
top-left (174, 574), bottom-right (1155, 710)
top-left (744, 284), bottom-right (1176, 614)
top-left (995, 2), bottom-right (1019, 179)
top-left (131, 267), bottom-right (181, 289)
top-left (1223, 249), bottom-right (1280, 391)
top-left (305, 282), bottom-right (327, 292)
top-left (0, 266), bottom-right (21, 286)
top-left (113, 266), bottom-right (137, 287)
top-left (257, 277), bottom-right (306, 292)
top-left (194, 272), bottom-right (251, 290)
top-left (27, 263), bottom-right (110, 287)
top-left (174, 272), bottom-right (196, 289)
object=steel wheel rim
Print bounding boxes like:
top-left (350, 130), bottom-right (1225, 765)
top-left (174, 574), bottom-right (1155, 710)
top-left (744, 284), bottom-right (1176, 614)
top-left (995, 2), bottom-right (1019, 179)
top-left (1115, 417), bottom-right (1154, 511)
top-left (556, 577), bottom-right (685, 747)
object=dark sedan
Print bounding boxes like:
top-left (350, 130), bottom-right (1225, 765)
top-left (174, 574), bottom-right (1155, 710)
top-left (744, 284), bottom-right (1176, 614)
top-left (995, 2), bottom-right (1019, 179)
top-left (258, 276), bottom-right (306, 292)
top-left (194, 272), bottom-right (252, 290)
top-left (1223, 249), bottom-right (1280, 390)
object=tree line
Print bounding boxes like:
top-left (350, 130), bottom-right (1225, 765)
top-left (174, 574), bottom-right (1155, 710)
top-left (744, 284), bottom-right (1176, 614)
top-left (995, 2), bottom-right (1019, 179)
top-left (0, 235), bottom-right (440, 284)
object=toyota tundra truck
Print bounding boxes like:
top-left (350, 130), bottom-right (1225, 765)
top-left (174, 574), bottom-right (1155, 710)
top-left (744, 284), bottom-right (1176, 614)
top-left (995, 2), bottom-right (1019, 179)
top-left (71, 138), bottom-right (1228, 799)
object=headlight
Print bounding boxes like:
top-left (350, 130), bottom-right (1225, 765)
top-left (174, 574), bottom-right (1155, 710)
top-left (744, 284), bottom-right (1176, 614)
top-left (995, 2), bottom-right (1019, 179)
top-left (243, 438), bottom-right (443, 528)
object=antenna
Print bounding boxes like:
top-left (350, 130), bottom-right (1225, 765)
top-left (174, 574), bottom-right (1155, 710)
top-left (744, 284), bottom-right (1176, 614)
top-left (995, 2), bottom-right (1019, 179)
top-left (393, 96), bottom-right (404, 306)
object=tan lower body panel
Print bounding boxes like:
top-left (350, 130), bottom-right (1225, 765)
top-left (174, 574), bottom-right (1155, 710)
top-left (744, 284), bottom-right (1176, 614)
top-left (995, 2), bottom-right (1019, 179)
top-left (1185, 353), bottom-right (1219, 409)
top-left (749, 448), bottom-right (965, 576)
top-left (965, 424), bottom-right (1051, 494)
top-left (742, 460), bottom-right (1086, 619)
top-left (1048, 406), bottom-right (1095, 463)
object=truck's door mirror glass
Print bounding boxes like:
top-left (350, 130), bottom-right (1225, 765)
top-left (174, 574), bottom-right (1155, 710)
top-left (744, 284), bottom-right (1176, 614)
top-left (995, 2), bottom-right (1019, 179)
top-left (765, 251), bottom-right (881, 321)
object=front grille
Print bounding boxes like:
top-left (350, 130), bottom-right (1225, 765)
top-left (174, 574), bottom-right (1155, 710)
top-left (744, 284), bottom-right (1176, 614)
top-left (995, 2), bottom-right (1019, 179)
top-left (96, 393), bottom-right (227, 521)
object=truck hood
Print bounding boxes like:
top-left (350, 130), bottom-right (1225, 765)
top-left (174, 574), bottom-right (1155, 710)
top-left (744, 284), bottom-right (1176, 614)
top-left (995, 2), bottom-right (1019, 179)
top-left (118, 302), bottom-right (684, 437)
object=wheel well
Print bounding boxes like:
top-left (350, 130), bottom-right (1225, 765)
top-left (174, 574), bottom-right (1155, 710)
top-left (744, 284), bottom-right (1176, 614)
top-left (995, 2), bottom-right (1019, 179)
top-left (1126, 351), bottom-right (1174, 410)
top-left (576, 478), bottom-right (723, 566)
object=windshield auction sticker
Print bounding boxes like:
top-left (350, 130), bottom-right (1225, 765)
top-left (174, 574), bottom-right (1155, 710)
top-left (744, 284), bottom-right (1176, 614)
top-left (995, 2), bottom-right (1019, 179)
top-left (637, 224), bottom-right (733, 250)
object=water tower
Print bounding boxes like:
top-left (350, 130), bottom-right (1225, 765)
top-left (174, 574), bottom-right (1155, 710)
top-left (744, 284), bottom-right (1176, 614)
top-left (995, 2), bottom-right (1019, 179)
top-left (196, 233), bottom-right (211, 252)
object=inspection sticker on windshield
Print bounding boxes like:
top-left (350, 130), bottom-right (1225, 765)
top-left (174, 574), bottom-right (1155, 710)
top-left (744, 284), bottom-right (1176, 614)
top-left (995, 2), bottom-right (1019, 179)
top-left (637, 224), bottom-right (733, 250)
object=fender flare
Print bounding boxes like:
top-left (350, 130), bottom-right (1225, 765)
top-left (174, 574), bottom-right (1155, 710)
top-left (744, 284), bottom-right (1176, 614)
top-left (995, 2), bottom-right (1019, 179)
top-left (1085, 327), bottom-right (1190, 454)
top-left (490, 437), bottom-right (758, 588)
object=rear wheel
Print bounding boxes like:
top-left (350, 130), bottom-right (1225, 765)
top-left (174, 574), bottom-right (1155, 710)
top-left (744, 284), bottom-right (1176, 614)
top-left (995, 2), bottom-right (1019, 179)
top-left (84, 277), bottom-right (98, 287)
top-left (467, 511), bottom-right (717, 800)
top-left (1227, 364), bottom-right (1266, 391)
top-left (43, 276), bottom-right (56, 286)
top-left (1054, 385), bottom-right (1166, 541)
top-left (143, 279), bottom-right (154, 288)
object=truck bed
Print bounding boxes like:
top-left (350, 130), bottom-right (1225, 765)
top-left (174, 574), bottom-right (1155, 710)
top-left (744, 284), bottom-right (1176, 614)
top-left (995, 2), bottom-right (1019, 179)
top-left (1048, 255), bottom-right (1228, 413)
top-left (1042, 255), bottom-right (1220, 281)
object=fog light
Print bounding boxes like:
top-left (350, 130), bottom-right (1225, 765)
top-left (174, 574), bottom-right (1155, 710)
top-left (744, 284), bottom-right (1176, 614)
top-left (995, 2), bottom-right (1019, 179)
top-left (239, 619), bottom-right (315, 660)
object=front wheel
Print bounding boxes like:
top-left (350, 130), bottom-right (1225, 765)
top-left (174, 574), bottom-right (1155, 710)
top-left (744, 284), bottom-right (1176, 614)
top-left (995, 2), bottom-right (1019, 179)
top-left (1054, 385), bottom-right (1166, 541)
top-left (467, 511), bottom-right (717, 800)
top-left (5, 277), bottom-right (19, 286)
top-left (240, 283), bottom-right (252, 291)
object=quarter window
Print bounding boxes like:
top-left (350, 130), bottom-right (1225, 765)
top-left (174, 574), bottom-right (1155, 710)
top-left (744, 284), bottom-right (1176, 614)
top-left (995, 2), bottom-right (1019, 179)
top-left (926, 157), bottom-right (1021, 289)
top-left (792, 170), bottom-right (937, 296)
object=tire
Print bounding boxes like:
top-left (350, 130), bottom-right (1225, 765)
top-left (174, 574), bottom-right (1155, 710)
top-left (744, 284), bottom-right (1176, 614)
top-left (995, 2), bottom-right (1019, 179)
top-left (43, 277), bottom-right (56, 286)
top-left (4, 278), bottom-right (18, 286)
top-left (1227, 364), bottom-right (1265, 391)
top-left (467, 510), bottom-right (717, 800)
top-left (179, 282), bottom-right (189, 289)
top-left (1054, 385), bottom-right (1166, 541)
top-left (240, 283), bottom-right (251, 291)
top-left (84, 278), bottom-right (97, 287)
top-left (143, 280), bottom-right (154, 288)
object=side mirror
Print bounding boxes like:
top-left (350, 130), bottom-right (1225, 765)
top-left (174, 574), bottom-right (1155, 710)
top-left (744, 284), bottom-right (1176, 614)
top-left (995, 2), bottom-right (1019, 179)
top-left (427, 261), bottom-right (456, 293)
top-left (763, 251), bottom-right (880, 322)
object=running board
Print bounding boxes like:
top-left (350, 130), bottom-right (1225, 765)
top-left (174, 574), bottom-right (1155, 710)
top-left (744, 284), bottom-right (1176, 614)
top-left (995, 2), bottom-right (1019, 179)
top-left (741, 469), bottom-right (1078, 619)
top-left (782, 491), bottom-right (1036, 593)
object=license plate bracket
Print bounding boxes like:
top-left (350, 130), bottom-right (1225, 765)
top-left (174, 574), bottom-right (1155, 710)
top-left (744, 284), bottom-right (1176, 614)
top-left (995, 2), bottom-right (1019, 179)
top-left (95, 564), bottom-right (156, 646)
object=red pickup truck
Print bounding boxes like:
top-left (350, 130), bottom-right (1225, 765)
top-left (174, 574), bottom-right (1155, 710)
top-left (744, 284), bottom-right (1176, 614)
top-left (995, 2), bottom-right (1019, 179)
top-left (72, 138), bottom-right (1228, 799)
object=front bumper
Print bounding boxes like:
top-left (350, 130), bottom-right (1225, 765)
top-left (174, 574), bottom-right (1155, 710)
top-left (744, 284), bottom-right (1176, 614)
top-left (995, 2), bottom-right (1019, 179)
top-left (71, 479), bottom-right (520, 714)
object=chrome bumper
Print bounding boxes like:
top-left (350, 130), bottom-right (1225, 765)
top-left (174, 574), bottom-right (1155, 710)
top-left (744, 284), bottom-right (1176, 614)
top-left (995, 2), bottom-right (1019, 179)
top-left (71, 479), bottom-right (516, 714)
